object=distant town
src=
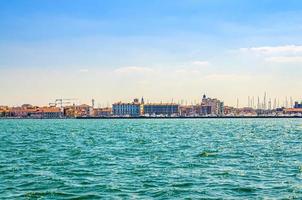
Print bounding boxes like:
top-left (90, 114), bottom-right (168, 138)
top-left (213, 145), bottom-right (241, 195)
top-left (0, 94), bottom-right (302, 119)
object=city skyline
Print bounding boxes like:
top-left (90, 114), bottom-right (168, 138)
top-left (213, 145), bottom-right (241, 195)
top-left (1, 92), bottom-right (301, 110)
top-left (2, 93), bottom-right (302, 119)
top-left (1, 0), bottom-right (302, 106)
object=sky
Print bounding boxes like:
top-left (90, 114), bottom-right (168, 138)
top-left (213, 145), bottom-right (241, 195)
top-left (0, 0), bottom-right (302, 107)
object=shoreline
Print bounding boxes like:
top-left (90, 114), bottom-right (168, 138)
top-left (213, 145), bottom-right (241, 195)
top-left (1, 116), bottom-right (302, 119)
top-left (76, 116), bottom-right (302, 119)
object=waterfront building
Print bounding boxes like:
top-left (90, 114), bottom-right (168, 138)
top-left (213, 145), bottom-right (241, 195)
top-left (179, 105), bottom-right (194, 116)
top-left (40, 107), bottom-right (62, 118)
top-left (9, 106), bottom-right (35, 118)
top-left (64, 104), bottom-right (91, 118)
top-left (3, 106), bottom-right (62, 118)
top-left (93, 107), bottom-right (112, 117)
top-left (64, 106), bottom-right (76, 118)
top-left (223, 106), bottom-right (237, 116)
top-left (201, 94), bottom-right (224, 116)
top-left (284, 108), bottom-right (302, 115)
top-left (179, 105), bottom-right (206, 117)
top-left (0, 106), bottom-right (9, 117)
top-left (294, 101), bottom-right (302, 108)
top-left (0, 109), bottom-right (5, 117)
top-left (77, 104), bottom-right (92, 117)
top-left (112, 99), bottom-right (141, 117)
top-left (143, 103), bottom-right (179, 116)
top-left (21, 104), bottom-right (34, 109)
top-left (237, 107), bottom-right (257, 116)
top-left (30, 107), bottom-right (62, 118)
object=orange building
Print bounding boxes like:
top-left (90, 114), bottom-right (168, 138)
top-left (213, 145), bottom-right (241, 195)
top-left (284, 108), bottom-right (302, 115)
top-left (3, 106), bottom-right (62, 118)
top-left (64, 104), bottom-right (92, 118)
top-left (94, 107), bottom-right (112, 117)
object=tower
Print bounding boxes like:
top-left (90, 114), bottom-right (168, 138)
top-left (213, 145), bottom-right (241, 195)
top-left (263, 92), bottom-right (267, 110)
top-left (91, 99), bottom-right (95, 108)
top-left (268, 98), bottom-right (272, 110)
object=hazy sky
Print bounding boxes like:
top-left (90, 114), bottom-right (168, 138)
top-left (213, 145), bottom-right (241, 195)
top-left (1, 0), bottom-right (302, 107)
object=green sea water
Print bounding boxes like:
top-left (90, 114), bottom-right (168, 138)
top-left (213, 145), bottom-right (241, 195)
top-left (0, 119), bottom-right (302, 199)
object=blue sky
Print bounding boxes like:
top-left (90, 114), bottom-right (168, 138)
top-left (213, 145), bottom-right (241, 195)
top-left (1, 0), bottom-right (302, 106)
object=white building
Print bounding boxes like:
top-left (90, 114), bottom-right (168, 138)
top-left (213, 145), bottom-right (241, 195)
top-left (112, 99), bottom-right (141, 117)
top-left (201, 94), bottom-right (224, 116)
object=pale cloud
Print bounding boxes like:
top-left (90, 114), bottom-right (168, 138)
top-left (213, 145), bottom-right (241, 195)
top-left (240, 45), bottom-right (302, 55)
top-left (114, 66), bottom-right (154, 74)
top-left (265, 56), bottom-right (302, 63)
top-left (239, 45), bottom-right (302, 64)
top-left (171, 60), bottom-right (209, 75)
top-left (78, 69), bottom-right (89, 72)
top-left (175, 69), bottom-right (201, 73)
top-left (175, 69), bottom-right (201, 74)
top-left (192, 61), bottom-right (210, 66)
top-left (204, 73), bottom-right (252, 81)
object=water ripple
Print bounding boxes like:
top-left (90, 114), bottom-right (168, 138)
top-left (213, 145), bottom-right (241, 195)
top-left (0, 119), bottom-right (302, 199)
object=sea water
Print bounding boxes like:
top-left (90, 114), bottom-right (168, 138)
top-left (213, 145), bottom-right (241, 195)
top-left (0, 119), bottom-right (302, 199)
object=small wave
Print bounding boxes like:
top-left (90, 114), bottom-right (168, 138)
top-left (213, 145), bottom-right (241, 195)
top-left (22, 191), bottom-right (74, 198)
top-left (172, 182), bottom-right (193, 188)
top-left (198, 151), bottom-right (218, 157)
top-left (232, 186), bottom-right (257, 193)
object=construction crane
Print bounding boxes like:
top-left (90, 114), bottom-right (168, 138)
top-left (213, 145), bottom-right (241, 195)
top-left (49, 98), bottom-right (79, 109)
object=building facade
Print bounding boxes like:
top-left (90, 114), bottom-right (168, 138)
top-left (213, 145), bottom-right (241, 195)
top-left (94, 107), bottom-right (112, 117)
top-left (2, 106), bottom-right (62, 118)
top-left (63, 104), bottom-right (92, 118)
top-left (40, 107), bottom-right (62, 118)
top-left (143, 104), bottom-right (179, 116)
top-left (284, 108), bottom-right (302, 115)
top-left (294, 101), bottom-right (302, 108)
top-left (112, 101), bottom-right (141, 117)
top-left (201, 94), bottom-right (224, 116)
